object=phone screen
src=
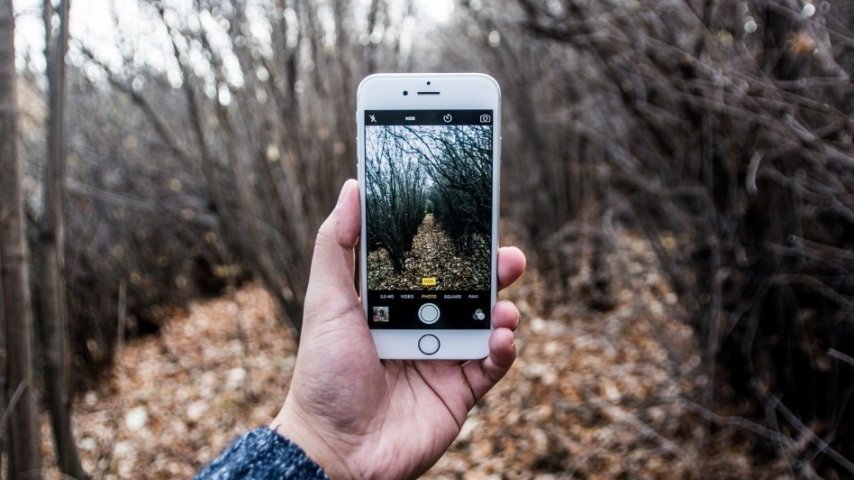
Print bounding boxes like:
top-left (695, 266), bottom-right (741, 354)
top-left (364, 109), bottom-right (494, 330)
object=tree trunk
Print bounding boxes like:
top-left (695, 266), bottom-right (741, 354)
top-left (36, 0), bottom-right (86, 477)
top-left (0, 0), bottom-right (44, 477)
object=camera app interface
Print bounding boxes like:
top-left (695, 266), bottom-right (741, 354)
top-left (365, 110), bottom-right (494, 329)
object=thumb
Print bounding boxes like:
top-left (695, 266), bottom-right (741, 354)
top-left (303, 179), bottom-right (362, 323)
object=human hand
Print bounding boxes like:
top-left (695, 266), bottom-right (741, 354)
top-left (271, 179), bottom-right (526, 479)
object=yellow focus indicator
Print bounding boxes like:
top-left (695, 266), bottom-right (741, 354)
top-left (421, 277), bottom-right (437, 286)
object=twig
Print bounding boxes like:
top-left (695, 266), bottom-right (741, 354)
top-left (746, 150), bottom-right (764, 196)
top-left (102, 279), bottom-right (128, 471)
top-left (828, 349), bottom-right (854, 367)
top-left (0, 381), bottom-right (27, 441)
top-left (770, 394), bottom-right (854, 476)
top-left (679, 396), bottom-right (791, 445)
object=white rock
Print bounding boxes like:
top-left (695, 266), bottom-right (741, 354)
top-left (530, 317), bottom-right (547, 333)
top-left (602, 380), bottom-right (622, 402)
top-left (80, 437), bottom-right (97, 451)
top-left (226, 367), bottom-right (247, 389)
top-left (458, 418), bottom-right (478, 441)
top-left (187, 400), bottom-right (208, 421)
top-left (125, 406), bottom-right (147, 431)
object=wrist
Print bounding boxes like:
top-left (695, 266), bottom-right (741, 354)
top-left (270, 402), bottom-right (356, 480)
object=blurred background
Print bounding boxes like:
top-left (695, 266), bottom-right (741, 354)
top-left (1, 0), bottom-right (852, 478)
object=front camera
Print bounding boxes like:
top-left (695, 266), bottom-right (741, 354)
top-left (426, 81), bottom-right (431, 85)
top-left (403, 90), bottom-right (408, 96)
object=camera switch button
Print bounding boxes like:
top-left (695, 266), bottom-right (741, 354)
top-left (418, 303), bottom-right (440, 324)
top-left (418, 334), bottom-right (440, 355)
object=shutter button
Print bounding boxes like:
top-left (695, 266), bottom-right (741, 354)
top-left (418, 303), bottom-right (440, 324)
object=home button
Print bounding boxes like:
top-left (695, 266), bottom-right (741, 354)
top-left (418, 303), bottom-right (440, 324)
top-left (418, 334), bottom-right (440, 355)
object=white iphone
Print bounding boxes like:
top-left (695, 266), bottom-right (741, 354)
top-left (356, 73), bottom-right (501, 359)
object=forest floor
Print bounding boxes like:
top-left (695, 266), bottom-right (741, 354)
top-left (368, 213), bottom-right (490, 290)
top-left (40, 228), bottom-right (783, 479)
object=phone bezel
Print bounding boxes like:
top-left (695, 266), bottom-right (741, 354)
top-left (356, 73), bottom-right (501, 360)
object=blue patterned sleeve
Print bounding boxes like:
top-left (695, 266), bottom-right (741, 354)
top-left (195, 428), bottom-right (329, 480)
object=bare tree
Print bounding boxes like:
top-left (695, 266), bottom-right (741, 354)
top-left (0, 0), bottom-right (43, 477)
top-left (33, 0), bottom-right (87, 477)
top-left (75, 0), bottom-right (413, 335)
top-left (403, 125), bottom-right (493, 255)
top-left (449, 0), bottom-right (853, 474)
top-left (365, 127), bottom-right (427, 273)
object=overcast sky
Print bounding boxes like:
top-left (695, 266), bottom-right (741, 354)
top-left (14, 0), bottom-right (455, 79)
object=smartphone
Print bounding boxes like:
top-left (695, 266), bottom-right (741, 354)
top-left (357, 73), bottom-right (501, 359)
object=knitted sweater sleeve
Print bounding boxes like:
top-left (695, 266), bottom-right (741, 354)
top-left (195, 428), bottom-right (329, 480)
